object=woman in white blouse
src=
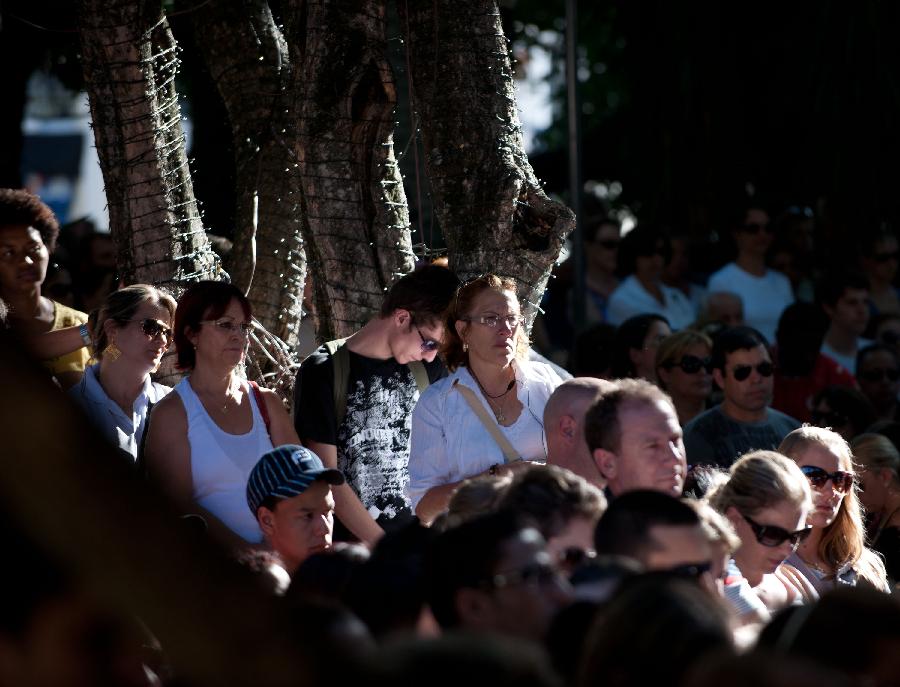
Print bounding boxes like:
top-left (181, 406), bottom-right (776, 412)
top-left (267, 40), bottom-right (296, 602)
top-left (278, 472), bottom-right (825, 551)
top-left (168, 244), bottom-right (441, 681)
top-left (408, 274), bottom-right (564, 524)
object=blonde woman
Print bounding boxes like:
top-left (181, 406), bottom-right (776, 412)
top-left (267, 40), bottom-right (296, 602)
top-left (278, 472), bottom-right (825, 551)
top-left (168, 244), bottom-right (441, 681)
top-left (656, 329), bottom-right (714, 425)
top-left (779, 426), bottom-right (888, 592)
top-left (850, 433), bottom-right (900, 584)
top-left (706, 451), bottom-right (817, 616)
top-left (408, 274), bottom-right (564, 524)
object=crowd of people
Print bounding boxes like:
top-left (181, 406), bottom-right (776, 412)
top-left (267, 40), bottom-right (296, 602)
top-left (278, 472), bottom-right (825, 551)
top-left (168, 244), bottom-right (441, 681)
top-left (2, 186), bottom-right (900, 686)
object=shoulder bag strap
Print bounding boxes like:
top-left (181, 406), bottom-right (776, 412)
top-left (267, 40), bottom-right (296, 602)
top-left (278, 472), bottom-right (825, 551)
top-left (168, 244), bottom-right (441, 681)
top-left (452, 379), bottom-right (520, 464)
top-left (408, 360), bottom-right (430, 393)
top-left (324, 338), bottom-right (349, 427)
top-left (248, 380), bottom-right (271, 436)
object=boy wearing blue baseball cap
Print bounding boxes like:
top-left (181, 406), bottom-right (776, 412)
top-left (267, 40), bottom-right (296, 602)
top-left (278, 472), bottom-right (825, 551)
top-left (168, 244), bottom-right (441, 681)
top-left (247, 444), bottom-right (345, 573)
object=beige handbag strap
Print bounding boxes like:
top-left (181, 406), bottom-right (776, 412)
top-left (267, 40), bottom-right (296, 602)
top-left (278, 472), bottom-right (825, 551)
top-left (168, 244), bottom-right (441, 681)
top-left (453, 379), bottom-right (520, 464)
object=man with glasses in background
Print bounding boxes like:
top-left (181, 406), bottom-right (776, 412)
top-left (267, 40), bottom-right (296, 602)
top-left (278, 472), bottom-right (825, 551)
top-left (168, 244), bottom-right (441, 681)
top-left (683, 326), bottom-right (800, 468)
top-left (293, 264), bottom-right (459, 546)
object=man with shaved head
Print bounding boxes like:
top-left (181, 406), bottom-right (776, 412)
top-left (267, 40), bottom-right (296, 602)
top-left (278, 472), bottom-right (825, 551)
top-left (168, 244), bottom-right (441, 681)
top-left (544, 377), bottom-right (614, 490)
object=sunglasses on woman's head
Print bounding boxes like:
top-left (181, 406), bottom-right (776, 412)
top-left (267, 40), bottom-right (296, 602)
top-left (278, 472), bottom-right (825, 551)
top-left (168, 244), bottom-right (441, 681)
top-left (800, 465), bottom-right (854, 494)
top-left (665, 355), bottom-right (712, 374)
top-left (741, 513), bottom-right (811, 549)
top-left (730, 361), bottom-right (774, 381)
top-left (128, 318), bottom-right (172, 344)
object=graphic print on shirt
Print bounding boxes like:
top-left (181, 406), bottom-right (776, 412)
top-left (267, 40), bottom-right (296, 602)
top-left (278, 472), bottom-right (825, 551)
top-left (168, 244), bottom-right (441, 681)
top-left (337, 367), bottom-right (418, 524)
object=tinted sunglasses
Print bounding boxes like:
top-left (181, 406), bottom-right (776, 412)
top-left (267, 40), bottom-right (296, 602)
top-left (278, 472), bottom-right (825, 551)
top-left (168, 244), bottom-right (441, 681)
top-left (742, 513), bottom-right (811, 549)
top-left (482, 561), bottom-right (561, 591)
top-left (740, 222), bottom-right (774, 235)
top-left (859, 368), bottom-right (900, 383)
top-left (800, 465), bottom-right (854, 494)
top-left (662, 561), bottom-right (712, 580)
top-left (665, 354), bottom-right (712, 374)
top-left (128, 318), bottom-right (172, 344)
top-left (731, 361), bottom-right (774, 381)
top-left (415, 325), bottom-right (439, 352)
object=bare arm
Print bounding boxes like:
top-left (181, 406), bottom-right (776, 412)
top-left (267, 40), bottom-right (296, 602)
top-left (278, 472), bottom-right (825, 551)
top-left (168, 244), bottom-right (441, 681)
top-left (144, 394), bottom-right (251, 551)
top-left (304, 439), bottom-right (384, 547)
top-left (259, 387), bottom-right (301, 446)
top-left (23, 325), bottom-right (88, 360)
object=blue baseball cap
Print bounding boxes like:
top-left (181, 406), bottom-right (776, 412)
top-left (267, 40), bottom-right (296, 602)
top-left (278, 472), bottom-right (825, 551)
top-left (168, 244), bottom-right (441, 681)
top-left (247, 444), bottom-right (344, 515)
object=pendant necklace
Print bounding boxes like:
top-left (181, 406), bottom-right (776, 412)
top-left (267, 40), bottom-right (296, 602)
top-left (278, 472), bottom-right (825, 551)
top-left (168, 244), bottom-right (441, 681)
top-left (469, 367), bottom-right (515, 423)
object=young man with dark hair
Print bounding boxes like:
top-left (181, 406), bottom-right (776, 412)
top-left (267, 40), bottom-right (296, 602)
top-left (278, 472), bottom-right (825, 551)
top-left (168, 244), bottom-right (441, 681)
top-left (818, 270), bottom-right (872, 375)
top-left (426, 510), bottom-right (571, 642)
top-left (683, 326), bottom-right (799, 468)
top-left (246, 444), bottom-right (345, 574)
top-left (294, 264), bottom-right (459, 545)
top-left (583, 378), bottom-right (686, 498)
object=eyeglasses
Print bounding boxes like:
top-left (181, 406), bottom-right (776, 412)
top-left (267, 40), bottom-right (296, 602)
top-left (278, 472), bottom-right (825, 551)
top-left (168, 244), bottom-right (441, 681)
top-left (811, 409), bottom-right (848, 428)
top-left (464, 314), bottom-right (521, 330)
top-left (731, 361), bottom-right (774, 381)
top-left (661, 561), bottom-right (713, 580)
top-left (200, 319), bottom-right (253, 335)
top-left (873, 251), bottom-right (900, 263)
top-left (664, 354), bottom-right (712, 374)
top-left (128, 318), bottom-right (172, 344)
top-left (741, 513), bottom-right (811, 549)
top-left (481, 561), bottom-right (562, 591)
top-left (859, 368), bottom-right (900, 383)
top-left (740, 222), bottom-right (774, 235)
top-left (415, 325), bottom-right (439, 352)
top-left (800, 465), bottom-right (854, 494)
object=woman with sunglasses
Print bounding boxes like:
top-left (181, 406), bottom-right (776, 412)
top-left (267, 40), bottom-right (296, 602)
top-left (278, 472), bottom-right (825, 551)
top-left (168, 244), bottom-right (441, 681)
top-left (68, 284), bottom-right (175, 462)
top-left (706, 450), bottom-right (817, 617)
top-left (145, 281), bottom-right (299, 547)
top-left (408, 274), bottom-right (564, 524)
top-left (779, 427), bottom-right (888, 592)
top-left (851, 433), bottom-right (900, 585)
top-left (656, 330), bottom-right (714, 424)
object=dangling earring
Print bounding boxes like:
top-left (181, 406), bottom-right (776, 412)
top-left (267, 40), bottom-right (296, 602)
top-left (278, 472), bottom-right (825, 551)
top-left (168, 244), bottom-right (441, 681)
top-left (462, 341), bottom-right (468, 352)
top-left (104, 341), bottom-right (121, 361)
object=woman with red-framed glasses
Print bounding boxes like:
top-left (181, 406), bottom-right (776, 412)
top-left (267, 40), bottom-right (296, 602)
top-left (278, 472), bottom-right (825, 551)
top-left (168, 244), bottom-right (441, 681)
top-left (779, 426), bottom-right (888, 593)
top-left (69, 284), bottom-right (176, 462)
top-left (705, 450), bottom-right (817, 622)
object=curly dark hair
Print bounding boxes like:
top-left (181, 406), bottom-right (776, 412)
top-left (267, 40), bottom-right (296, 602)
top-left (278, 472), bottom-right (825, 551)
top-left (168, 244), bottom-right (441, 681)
top-left (0, 189), bottom-right (60, 252)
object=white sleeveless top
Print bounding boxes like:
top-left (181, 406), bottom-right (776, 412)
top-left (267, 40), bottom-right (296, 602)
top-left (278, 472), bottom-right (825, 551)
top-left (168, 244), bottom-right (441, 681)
top-left (175, 377), bottom-right (273, 542)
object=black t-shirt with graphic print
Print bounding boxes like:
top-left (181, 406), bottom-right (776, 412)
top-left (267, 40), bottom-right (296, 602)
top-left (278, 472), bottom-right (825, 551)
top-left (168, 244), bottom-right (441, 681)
top-left (294, 345), bottom-right (445, 533)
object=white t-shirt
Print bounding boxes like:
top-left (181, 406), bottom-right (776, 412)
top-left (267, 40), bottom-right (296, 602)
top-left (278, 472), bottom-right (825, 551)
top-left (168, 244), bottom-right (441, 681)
top-left (606, 275), bottom-right (696, 330)
top-left (707, 263), bottom-right (794, 342)
top-left (821, 338), bottom-right (872, 375)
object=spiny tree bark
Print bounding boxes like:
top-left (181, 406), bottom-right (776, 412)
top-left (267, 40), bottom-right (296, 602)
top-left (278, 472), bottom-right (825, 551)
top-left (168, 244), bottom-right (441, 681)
top-left (191, 0), bottom-right (307, 349)
top-left (399, 0), bottom-right (574, 326)
top-left (285, 0), bottom-right (415, 339)
top-left (79, 0), bottom-right (221, 293)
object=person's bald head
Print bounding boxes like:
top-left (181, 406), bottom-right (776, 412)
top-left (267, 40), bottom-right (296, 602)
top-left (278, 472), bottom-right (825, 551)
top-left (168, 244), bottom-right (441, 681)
top-left (545, 378), bottom-right (614, 489)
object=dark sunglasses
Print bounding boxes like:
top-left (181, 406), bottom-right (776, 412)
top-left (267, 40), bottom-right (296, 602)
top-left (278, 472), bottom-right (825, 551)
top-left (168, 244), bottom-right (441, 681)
top-left (740, 222), bottom-right (774, 235)
top-left (731, 361), bottom-right (774, 381)
top-left (800, 465), bottom-right (854, 494)
top-left (481, 561), bottom-right (561, 591)
top-left (128, 318), bottom-right (172, 344)
top-left (811, 410), bottom-right (848, 428)
top-left (873, 251), bottom-right (900, 263)
top-left (415, 325), bottom-right (439, 352)
top-left (859, 368), bottom-right (900, 383)
top-left (664, 354), bottom-right (712, 374)
top-left (742, 513), bottom-right (811, 549)
top-left (662, 561), bottom-right (712, 580)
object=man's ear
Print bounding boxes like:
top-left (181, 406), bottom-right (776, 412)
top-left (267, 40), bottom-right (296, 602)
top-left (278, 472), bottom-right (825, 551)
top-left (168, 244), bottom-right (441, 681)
top-left (394, 308), bottom-right (412, 328)
top-left (454, 587), bottom-right (494, 629)
top-left (593, 448), bottom-right (617, 481)
top-left (257, 506), bottom-right (276, 536)
top-left (559, 415), bottom-right (578, 442)
top-left (712, 367), bottom-right (725, 389)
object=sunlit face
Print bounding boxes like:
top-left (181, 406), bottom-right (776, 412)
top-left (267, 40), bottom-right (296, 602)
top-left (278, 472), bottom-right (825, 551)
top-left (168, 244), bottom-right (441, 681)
top-left (659, 341), bottom-right (713, 402)
top-left (390, 312), bottom-right (443, 365)
top-left (729, 499), bottom-right (808, 583)
top-left (258, 481), bottom-right (335, 574)
top-left (189, 298), bottom-right (251, 369)
top-left (629, 320), bottom-right (671, 381)
top-left (0, 224), bottom-right (49, 297)
top-left (714, 345), bottom-right (773, 414)
top-left (106, 300), bottom-right (172, 374)
top-left (599, 399), bottom-right (686, 497)
top-left (456, 288), bottom-right (522, 368)
top-left (791, 443), bottom-right (850, 529)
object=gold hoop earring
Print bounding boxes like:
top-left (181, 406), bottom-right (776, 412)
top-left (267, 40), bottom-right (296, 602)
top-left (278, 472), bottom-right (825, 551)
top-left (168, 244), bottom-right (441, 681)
top-left (104, 342), bottom-right (121, 361)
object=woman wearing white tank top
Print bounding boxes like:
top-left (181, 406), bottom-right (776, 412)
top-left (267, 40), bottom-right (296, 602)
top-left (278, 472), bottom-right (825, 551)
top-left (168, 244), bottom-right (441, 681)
top-left (144, 282), bottom-right (300, 548)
